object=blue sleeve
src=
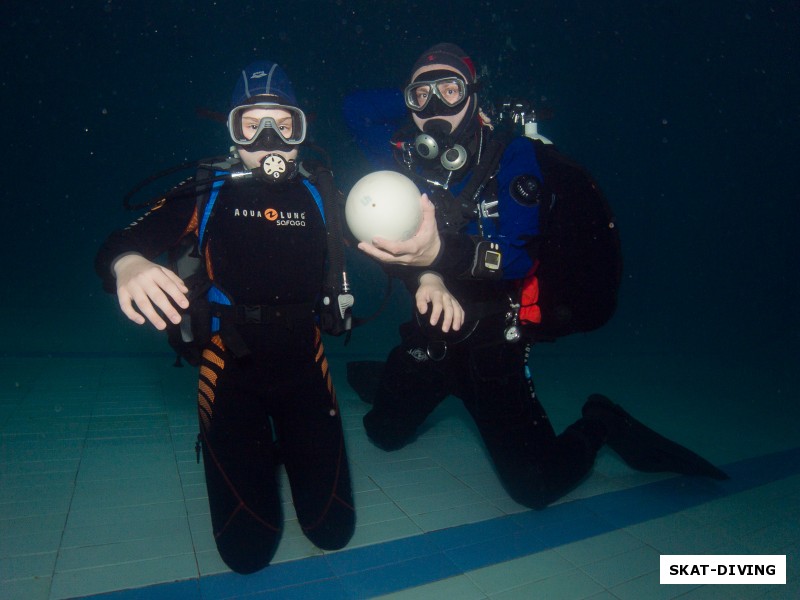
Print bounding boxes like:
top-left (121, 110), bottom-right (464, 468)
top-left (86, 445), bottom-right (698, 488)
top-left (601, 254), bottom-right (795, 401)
top-left (486, 137), bottom-right (544, 280)
top-left (342, 89), bottom-right (407, 170)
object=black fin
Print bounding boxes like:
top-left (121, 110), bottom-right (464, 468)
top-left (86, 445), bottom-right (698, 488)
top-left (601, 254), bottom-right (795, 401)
top-left (346, 361), bottom-right (386, 405)
top-left (583, 394), bottom-right (729, 480)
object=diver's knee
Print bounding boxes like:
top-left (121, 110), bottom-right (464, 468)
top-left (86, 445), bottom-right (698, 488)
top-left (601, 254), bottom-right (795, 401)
top-left (508, 488), bottom-right (552, 511)
top-left (215, 534), bottom-right (279, 574)
top-left (303, 506), bottom-right (355, 550)
top-left (363, 410), bottom-right (415, 451)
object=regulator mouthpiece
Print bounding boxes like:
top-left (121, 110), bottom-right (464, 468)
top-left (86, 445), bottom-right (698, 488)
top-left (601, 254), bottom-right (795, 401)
top-left (259, 153), bottom-right (295, 182)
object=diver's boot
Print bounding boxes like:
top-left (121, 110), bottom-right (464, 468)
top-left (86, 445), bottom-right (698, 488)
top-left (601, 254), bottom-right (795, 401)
top-left (346, 361), bottom-right (386, 404)
top-left (582, 394), bottom-right (729, 480)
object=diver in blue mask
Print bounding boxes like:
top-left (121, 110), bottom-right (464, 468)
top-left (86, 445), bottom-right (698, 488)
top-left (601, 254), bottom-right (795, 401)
top-left (226, 64), bottom-right (308, 182)
top-left (96, 61), bottom-right (355, 574)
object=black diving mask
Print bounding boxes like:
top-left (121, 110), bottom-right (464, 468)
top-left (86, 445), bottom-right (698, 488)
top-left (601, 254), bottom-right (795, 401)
top-left (405, 71), bottom-right (477, 118)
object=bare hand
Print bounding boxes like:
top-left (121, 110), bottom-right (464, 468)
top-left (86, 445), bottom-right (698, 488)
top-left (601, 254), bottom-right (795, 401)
top-left (113, 254), bottom-right (189, 330)
top-left (416, 272), bottom-right (464, 332)
top-left (358, 194), bottom-right (441, 267)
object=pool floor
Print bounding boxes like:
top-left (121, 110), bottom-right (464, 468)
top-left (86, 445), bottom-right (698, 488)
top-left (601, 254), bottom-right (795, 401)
top-left (1, 319), bottom-right (797, 599)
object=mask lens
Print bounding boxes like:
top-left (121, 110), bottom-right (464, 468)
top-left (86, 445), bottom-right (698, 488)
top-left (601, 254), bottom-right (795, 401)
top-left (435, 78), bottom-right (466, 106)
top-left (406, 83), bottom-right (433, 111)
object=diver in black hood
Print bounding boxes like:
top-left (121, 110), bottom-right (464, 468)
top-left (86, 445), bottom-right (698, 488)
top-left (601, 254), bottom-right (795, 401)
top-left (345, 42), bottom-right (727, 511)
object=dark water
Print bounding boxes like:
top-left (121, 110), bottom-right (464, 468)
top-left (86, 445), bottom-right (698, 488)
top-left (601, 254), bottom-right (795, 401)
top-left (1, 1), bottom-right (797, 362)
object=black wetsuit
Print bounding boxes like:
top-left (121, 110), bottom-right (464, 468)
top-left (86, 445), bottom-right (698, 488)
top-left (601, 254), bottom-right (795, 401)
top-left (96, 175), bottom-right (354, 574)
top-left (346, 88), bottom-right (726, 498)
top-left (343, 89), bottom-right (608, 510)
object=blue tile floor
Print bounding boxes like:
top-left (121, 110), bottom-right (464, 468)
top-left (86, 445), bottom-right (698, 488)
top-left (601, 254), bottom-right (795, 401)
top-left (1, 311), bottom-right (797, 599)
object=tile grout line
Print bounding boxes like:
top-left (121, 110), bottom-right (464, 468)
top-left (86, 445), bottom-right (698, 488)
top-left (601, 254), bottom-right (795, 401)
top-left (162, 376), bottom-right (205, 582)
top-left (49, 373), bottom-right (97, 600)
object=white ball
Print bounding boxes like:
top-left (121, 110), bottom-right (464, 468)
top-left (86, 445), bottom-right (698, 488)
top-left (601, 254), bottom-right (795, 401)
top-left (345, 171), bottom-right (422, 243)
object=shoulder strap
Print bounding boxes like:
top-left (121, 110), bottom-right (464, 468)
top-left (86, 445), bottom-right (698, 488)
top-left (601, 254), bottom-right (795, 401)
top-left (195, 158), bottom-right (240, 250)
top-left (302, 163), bottom-right (346, 290)
top-left (197, 176), bottom-right (226, 249)
top-left (301, 178), bottom-right (326, 224)
top-left (455, 129), bottom-right (511, 209)
top-left (301, 161), bottom-right (354, 337)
